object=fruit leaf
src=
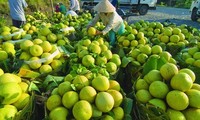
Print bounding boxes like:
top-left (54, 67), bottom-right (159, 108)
top-left (70, 84), bottom-right (77, 91)
top-left (18, 68), bottom-right (40, 79)
top-left (0, 96), bottom-right (4, 104)
top-left (142, 56), bottom-right (167, 76)
top-left (123, 114), bottom-right (132, 120)
top-left (142, 56), bottom-right (158, 76)
top-left (166, 44), bottom-right (183, 56)
top-left (145, 104), bottom-right (169, 120)
top-left (121, 56), bottom-right (133, 68)
top-left (0, 52), bottom-right (23, 73)
top-left (134, 103), bottom-right (169, 120)
top-left (122, 97), bottom-right (133, 115)
top-left (29, 81), bottom-right (40, 93)
top-left (174, 53), bottom-right (188, 68)
top-left (42, 75), bottom-right (64, 91)
top-left (118, 48), bottom-right (126, 58)
top-left (107, 111), bottom-right (115, 118)
top-left (13, 92), bottom-right (35, 120)
top-left (188, 66), bottom-right (200, 84)
top-left (157, 56), bottom-right (168, 70)
top-left (57, 45), bottom-right (71, 57)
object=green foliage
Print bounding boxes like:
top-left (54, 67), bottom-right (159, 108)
top-left (159, 2), bottom-right (166, 6)
top-left (174, 0), bottom-right (192, 9)
top-left (0, 0), bottom-right (70, 15)
top-left (0, 0), bottom-right (7, 4)
top-left (0, 2), bottom-right (9, 14)
top-left (0, 15), bottom-right (6, 27)
top-left (158, 0), bottom-right (193, 9)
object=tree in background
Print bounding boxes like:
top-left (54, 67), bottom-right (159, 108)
top-left (157, 0), bottom-right (192, 8)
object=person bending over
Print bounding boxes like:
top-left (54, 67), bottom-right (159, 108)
top-left (87, 0), bottom-right (125, 46)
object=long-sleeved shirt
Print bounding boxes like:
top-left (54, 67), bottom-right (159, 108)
top-left (59, 4), bottom-right (67, 14)
top-left (8, 0), bottom-right (28, 21)
top-left (88, 11), bottom-right (123, 35)
top-left (70, 0), bottom-right (80, 11)
top-left (55, 5), bottom-right (60, 12)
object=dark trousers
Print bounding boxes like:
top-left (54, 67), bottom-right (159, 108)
top-left (12, 19), bottom-right (26, 28)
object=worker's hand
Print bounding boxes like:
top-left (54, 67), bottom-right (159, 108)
top-left (96, 30), bottom-right (102, 35)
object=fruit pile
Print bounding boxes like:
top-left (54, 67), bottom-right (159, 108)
top-left (180, 45), bottom-right (200, 68)
top-left (0, 26), bottom-right (28, 42)
top-left (0, 69), bottom-right (30, 119)
top-left (135, 61), bottom-right (200, 119)
top-left (19, 39), bottom-right (63, 74)
top-left (46, 74), bottom-right (124, 119)
top-left (45, 31), bottom-right (127, 119)
top-left (1, 10), bottom-right (200, 119)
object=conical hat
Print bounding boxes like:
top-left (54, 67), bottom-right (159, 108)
top-left (93, 0), bottom-right (116, 12)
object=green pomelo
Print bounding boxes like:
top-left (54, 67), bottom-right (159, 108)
top-left (160, 63), bottom-right (178, 81)
top-left (72, 100), bottom-right (92, 120)
top-left (183, 108), bottom-right (200, 120)
top-left (166, 90), bottom-right (189, 111)
top-left (149, 81), bottom-right (169, 99)
top-left (62, 91), bottom-right (79, 109)
top-left (170, 72), bottom-right (193, 92)
top-left (185, 89), bottom-right (200, 108)
top-left (72, 75), bottom-right (89, 90)
top-left (95, 92), bottom-right (114, 112)
top-left (179, 68), bottom-right (196, 82)
top-left (46, 94), bottom-right (62, 111)
top-left (57, 81), bottom-right (72, 96)
top-left (49, 107), bottom-right (68, 120)
top-left (135, 89), bottom-right (152, 103)
top-left (167, 108), bottom-right (186, 120)
top-left (0, 105), bottom-right (18, 120)
top-left (0, 82), bottom-right (22, 104)
top-left (144, 69), bottom-right (163, 84)
top-left (92, 75), bottom-right (110, 91)
top-left (0, 73), bottom-right (21, 84)
top-left (79, 86), bottom-right (97, 103)
top-left (148, 98), bottom-right (167, 111)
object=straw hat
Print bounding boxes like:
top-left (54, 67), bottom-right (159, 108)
top-left (93, 0), bottom-right (116, 13)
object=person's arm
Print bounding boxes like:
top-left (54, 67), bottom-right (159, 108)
top-left (102, 14), bottom-right (115, 35)
top-left (22, 0), bottom-right (28, 8)
top-left (87, 13), bottom-right (100, 29)
top-left (70, 0), bottom-right (75, 9)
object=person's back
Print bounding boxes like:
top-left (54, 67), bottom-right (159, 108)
top-left (59, 3), bottom-right (67, 14)
top-left (70, 0), bottom-right (80, 13)
top-left (66, 10), bottom-right (78, 17)
top-left (60, 5), bottom-right (67, 14)
top-left (8, 0), bottom-right (28, 28)
top-left (55, 3), bottom-right (60, 12)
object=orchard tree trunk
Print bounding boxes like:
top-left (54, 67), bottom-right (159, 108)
top-left (50, 0), bottom-right (54, 14)
top-left (168, 0), bottom-right (172, 6)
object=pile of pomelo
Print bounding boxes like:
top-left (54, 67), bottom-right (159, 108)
top-left (135, 62), bottom-right (200, 119)
top-left (180, 45), bottom-right (200, 68)
top-left (1, 10), bottom-right (200, 120)
top-left (0, 69), bottom-right (30, 119)
top-left (17, 25), bottom-right (71, 74)
top-left (46, 73), bottom-right (124, 119)
top-left (45, 31), bottom-right (127, 119)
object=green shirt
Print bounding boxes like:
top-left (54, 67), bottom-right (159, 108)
top-left (59, 4), bottom-right (67, 14)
